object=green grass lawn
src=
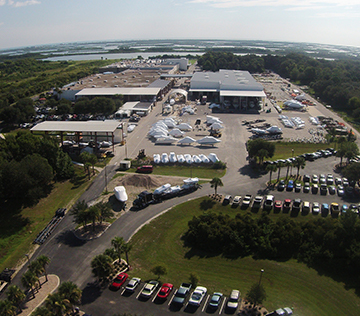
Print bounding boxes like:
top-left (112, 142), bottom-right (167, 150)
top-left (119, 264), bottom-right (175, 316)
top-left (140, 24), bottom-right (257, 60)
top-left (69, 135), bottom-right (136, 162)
top-left (272, 142), bottom-right (337, 160)
top-left (129, 197), bottom-right (360, 315)
top-left (0, 167), bottom-right (92, 271)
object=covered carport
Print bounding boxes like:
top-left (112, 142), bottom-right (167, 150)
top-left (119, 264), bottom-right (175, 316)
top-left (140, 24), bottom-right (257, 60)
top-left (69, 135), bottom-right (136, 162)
top-left (30, 120), bottom-right (121, 153)
top-left (220, 90), bottom-right (266, 110)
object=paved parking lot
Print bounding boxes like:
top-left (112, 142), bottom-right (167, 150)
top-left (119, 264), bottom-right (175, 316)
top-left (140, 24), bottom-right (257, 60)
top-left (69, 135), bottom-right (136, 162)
top-left (85, 280), bottom-right (247, 316)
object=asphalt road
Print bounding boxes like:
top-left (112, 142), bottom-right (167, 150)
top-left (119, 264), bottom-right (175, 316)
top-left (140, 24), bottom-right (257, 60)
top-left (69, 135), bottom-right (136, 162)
top-left (7, 69), bottom-right (360, 315)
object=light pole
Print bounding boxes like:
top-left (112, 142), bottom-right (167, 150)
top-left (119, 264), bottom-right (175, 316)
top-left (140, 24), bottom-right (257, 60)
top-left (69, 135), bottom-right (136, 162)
top-left (25, 254), bottom-right (30, 265)
top-left (104, 160), bottom-right (108, 194)
top-left (259, 269), bottom-right (264, 286)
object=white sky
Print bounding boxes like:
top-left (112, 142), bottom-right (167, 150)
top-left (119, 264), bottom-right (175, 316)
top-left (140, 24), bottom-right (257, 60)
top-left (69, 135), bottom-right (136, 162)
top-left (0, 0), bottom-right (359, 50)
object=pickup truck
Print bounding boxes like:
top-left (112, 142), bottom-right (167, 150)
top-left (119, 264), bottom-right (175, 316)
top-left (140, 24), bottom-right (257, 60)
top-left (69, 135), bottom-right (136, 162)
top-left (172, 283), bottom-right (192, 305)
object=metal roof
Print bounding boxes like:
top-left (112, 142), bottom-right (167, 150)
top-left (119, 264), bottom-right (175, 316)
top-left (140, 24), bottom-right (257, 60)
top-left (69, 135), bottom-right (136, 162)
top-left (31, 120), bottom-right (120, 133)
top-left (220, 90), bottom-right (266, 97)
top-left (75, 87), bottom-right (161, 97)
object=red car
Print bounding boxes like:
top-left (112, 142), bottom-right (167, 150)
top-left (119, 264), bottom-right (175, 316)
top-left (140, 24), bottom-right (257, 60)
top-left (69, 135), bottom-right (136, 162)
top-left (274, 200), bottom-right (282, 211)
top-left (157, 283), bottom-right (173, 299)
top-left (110, 272), bottom-right (128, 290)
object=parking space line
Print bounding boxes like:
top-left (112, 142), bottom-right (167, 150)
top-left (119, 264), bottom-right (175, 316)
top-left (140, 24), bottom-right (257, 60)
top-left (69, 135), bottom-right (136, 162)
top-left (168, 290), bottom-right (177, 306)
top-left (120, 288), bottom-right (126, 296)
top-left (202, 295), bottom-right (210, 312)
top-left (136, 284), bottom-right (146, 299)
top-left (152, 287), bottom-right (161, 302)
top-left (219, 297), bottom-right (226, 314)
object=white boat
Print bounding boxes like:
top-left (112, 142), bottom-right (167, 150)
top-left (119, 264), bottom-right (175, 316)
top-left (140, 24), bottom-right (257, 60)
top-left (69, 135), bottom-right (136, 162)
top-left (127, 124), bottom-right (136, 132)
top-left (209, 122), bottom-right (224, 130)
top-left (154, 183), bottom-right (171, 195)
top-left (177, 123), bottom-right (192, 131)
top-left (169, 128), bottom-right (184, 137)
top-left (161, 153), bottom-right (169, 164)
top-left (169, 152), bottom-right (177, 163)
top-left (184, 154), bottom-right (194, 164)
top-left (178, 136), bottom-right (196, 145)
top-left (153, 154), bottom-right (160, 164)
top-left (208, 153), bottom-right (219, 163)
top-left (197, 136), bottom-right (221, 146)
top-left (155, 136), bottom-right (178, 145)
top-left (114, 186), bottom-right (128, 202)
top-left (199, 154), bottom-right (210, 163)
top-left (177, 154), bottom-right (185, 163)
top-left (192, 155), bottom-right (202, 163)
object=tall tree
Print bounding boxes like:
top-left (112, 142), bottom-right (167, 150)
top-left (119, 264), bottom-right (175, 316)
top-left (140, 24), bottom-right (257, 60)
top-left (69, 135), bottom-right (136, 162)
top-left (0, 299), bottom-right (17, 316)
top-left (58, 281), bottom-right (82, 314)
top-left (37, 255), bottom-right (51, 282)
top-left (276, 162), bottom-right (284, 182)
top-left (122, 242), bottom-right (133, 266)
top-left (31, 306), bottom-right (52, 316)
top-left (28, 260), bottom-right (44, 288)
top-left (210, 177), bottom-right (223, 195)
top-left (246, 283), bottom-right (267, 309)
top-left (285, 160), bottom-right (292, 179)
top-left (6, 285), bottom-right (25, 313)
top-left (91, 254), bottom-right (114, 282)
top-left (266, 164), bottom-right (277, 185)
top-left (45, 292), bottom-right (70, 316)
top-left (111, 236), bottom-right (125, 262)
top-left (293, 157), bottom-right (306, 179)
top-left (151, 265), bottom-right (167, 280)
top-left (96, 201), bottom-right (113, 225)
top-left (21, 270), bottom-right (39, 299)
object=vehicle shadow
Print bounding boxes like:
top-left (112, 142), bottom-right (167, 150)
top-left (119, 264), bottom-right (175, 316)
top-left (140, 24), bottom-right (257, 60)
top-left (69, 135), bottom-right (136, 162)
top-left (184, 304), bottom-right (199, 313)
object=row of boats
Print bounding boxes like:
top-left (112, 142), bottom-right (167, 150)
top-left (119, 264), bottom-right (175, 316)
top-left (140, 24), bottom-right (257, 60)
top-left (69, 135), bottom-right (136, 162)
top-left (153, 152), bottom-right (219, 164)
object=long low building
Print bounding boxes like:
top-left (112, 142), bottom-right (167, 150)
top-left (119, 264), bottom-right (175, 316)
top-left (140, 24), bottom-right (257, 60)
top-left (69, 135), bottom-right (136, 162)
top-left (75, 87), bottom-right (162, 102)
top-left (31, 120), bottom-right (122, 151)
top-left (189, 69), bottom-right (266, 110)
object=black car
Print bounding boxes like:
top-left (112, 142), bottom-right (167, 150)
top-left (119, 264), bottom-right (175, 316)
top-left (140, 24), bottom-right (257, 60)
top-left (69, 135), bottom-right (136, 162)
top-left (292, 199), bottom-right (302, 212)
top-left (320, 184), bottom-right (328, 195)
top-left (278, 180), bottom-right (285, 191)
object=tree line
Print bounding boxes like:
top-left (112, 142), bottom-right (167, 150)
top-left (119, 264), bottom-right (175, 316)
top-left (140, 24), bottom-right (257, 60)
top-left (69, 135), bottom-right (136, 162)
top-left (197, 51), bottom-right (360, 118)
top-left (183, 211), bottom-right (360, 277)
top-left (0, 130), bottom-right (74, 205)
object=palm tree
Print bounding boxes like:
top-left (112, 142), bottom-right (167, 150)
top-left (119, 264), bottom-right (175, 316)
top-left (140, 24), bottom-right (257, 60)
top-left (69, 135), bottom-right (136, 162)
top-left (111, 236), bottom-right (125, 261)
top-left (91, 254), bottom-right (114, 282)
top-left (58, 281), bottom-right (82, 314)
top-left (276, 162), bottom-right (284, 182)
top-left (210, 177), bottom-right (223, 195)
top-left (285, 160), bottom-right (291, 179)
top-left (31, 306), bottom-right (52, 316)
top-left (266, 164), bottom-right (277, 185)
top-left (0, 299), bottom-right (17, 316)
top-left (122, 242), bottom-right (133, 266)
top-left (29, 260), bottom-right (44, 288)
top-left (21, 270), bottom-right (39, 299)
top-left (37, 255), bottom-right (51, 282)
top-left (88, 153), bottom-right (98, 175)
top-left (87, 205), bottom-right (100, 231)
top-left (6, 285), bottom-right (26, 313)
top-left (294, 157), bottom-right (306, 179)
top-left (45, 292), bottom-right (70, 316)
top-left (257, 148), bottom-right (269, 165)
top-left (96, 201), bottom-right (113, 225)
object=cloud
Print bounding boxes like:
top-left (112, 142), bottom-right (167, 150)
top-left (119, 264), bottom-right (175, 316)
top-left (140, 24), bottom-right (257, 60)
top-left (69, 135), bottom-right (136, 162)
top-left (0, 0), bottom-right (6, 5)
top-left (188, 0), bottom-right (360, 8)
top-left (8, 0), bottom-right (40, 7)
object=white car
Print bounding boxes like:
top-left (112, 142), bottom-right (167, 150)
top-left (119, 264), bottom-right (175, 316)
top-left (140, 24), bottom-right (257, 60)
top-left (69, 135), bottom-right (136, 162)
top-left (188, 286), bottom-right (207, 306)
top-left (184, 154), bottom-right (193, 164)
top-left (141, 280), bottom-right (159, 297)
top-left (125, 277), bottom-right (141, 292)
top-left (227, 289), bottom-right (240, 309)
top-left (199, 154), bottom-right (210, 163)
top-left (192, 155), bottom-right (202, 163)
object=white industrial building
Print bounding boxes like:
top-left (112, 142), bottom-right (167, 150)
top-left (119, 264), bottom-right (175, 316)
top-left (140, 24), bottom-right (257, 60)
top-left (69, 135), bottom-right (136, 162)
top-left (189, 70), bottom-right (266, 110)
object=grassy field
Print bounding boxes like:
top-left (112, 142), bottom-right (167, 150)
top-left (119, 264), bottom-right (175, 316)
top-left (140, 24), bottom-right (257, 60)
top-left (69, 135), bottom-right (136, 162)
top-left (129, 197), bottom-right (360, 316)
top-left (0, 167), bottom-right (92, 271)
top-left (272, 142), bottom-right (337, 160)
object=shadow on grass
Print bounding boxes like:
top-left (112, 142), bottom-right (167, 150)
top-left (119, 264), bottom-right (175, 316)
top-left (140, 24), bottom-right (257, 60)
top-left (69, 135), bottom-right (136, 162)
top-left (70, 173), bottom-right (88, 190)
top-left (55, 230), bottom-right (87, 247)
top-left (0, 201), bottom-right (30, 239)
top-left (200, 199), bottom-right (216, 211)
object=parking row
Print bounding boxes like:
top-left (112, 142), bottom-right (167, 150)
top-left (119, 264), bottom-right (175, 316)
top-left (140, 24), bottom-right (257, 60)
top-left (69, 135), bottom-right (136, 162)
top-left (109, 273), bottom-right (243, 314)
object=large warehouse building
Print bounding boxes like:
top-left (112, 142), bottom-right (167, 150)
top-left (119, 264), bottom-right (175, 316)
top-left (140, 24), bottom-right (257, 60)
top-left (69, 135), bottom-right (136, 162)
top-left (189, 70), bottom-right (265, 110)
